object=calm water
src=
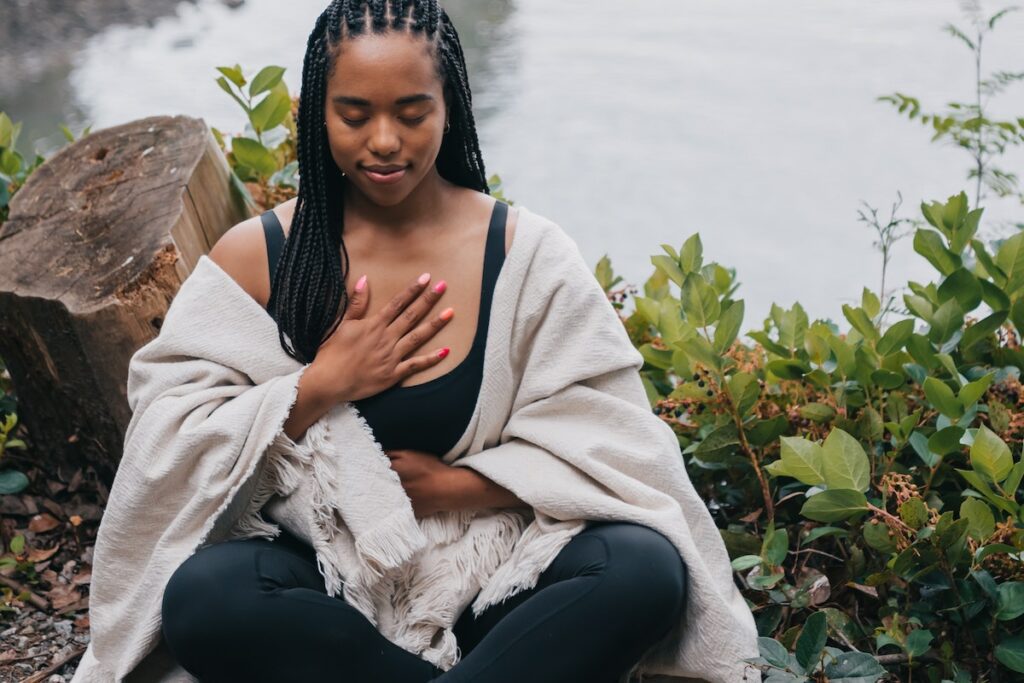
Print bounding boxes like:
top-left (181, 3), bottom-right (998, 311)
top-left (5, 0), bottom-right (1024, 325)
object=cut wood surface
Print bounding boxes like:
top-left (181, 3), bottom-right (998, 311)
top-left (0, 115), bottom-right (249, 481)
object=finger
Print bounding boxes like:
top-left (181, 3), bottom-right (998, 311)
top-left (343, 274), bottom-right (370, 320)
top-left (395, 347), bottom-right (451, 380)
top-left (380, 273), bottom-right (437, 330)
top-left (395, 305), bottom-right (454, 357)
top-left (389, 277), bottom-right (449, 339)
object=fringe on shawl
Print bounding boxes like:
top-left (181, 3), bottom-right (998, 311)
top-left (469, 516), bottom-right (587, 617)
top-left (387, 510), bottom-right (530, 670)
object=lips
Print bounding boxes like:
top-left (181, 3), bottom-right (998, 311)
top-left (361, 164), bottom-right (408, 185)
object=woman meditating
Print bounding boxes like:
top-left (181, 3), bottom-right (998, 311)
top-left (72, 2), bottom-right (758, 682)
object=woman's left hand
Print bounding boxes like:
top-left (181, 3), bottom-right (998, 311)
top-left (384, 448), bottom-right (457, 519)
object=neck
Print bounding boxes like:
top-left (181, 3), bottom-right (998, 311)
top-left (342, 166), bottom-right (452, 238)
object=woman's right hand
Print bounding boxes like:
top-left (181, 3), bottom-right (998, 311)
top-left (313, 272), bottom-right (454, 402)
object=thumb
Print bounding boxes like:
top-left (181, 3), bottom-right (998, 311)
top-left (344, 274), bottom-right (369, 320)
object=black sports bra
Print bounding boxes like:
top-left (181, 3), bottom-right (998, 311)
top-left (261, 200), bottom-right (508, 457)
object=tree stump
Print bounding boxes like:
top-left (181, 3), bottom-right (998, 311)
top-left (0, 115), bottom-right (249, 482)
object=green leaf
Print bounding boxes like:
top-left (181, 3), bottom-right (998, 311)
top-left (794, 611), bottom-right (826, 670)
top-left (803, 526), bottom-right (849, 543)
top-left (996, 634), bottom-right (1024, 673)
top-left (713, 299), bottom-right (744, 354)
top-left (904, 294), bottom-right (934, 321)
top-left (745, 415), bottom-right (788, 447)
top-left (726, 373), bottom-right (760, 416)
top-left (757, 637), bottom-right (791, 669)
top-left (680, 273), bottom-right (721, 327)
top-left (695, 423), bottom-right (740, 463)
top-left (804, 330), bottom-right (831, 365)
top-left (914, 228), bottom-right (961, 275)
top-left (962, 310), bottom-right (1008, 350)
top-left (905, 629), bottom-right (933, 658)
top-left (801, 489), bottom-right (869, 522)
top-left (1005, 457), bottom-right (1024, 496)
top-left (249, 65), bottom-right (286, 97)
top-left (215, 64), bottom-right (246, 87)
top-left (842, 305), bottom-right (879, 342)
top-left (996, 582), bottom-right (1024, 620)
top-left (779, 436), bottom-right (827, 486)
top-left (766, 359), bottom-right (811, 380)
top-left (762, 524), bottom-right (789, 566)
top-left (960, 498), bottom-right (995, 541)
top-left (870, 369), bottom-right (905, 390)
top-left (927, 298), bottom-right (964, 345)
top-left (231, 137), bottom-right (277, 177)
top-left (800, 402), bottom-right (836, 423)
top-left (927, 425), bottom-right (965, 456)
top-left (676, 335), bottom-right (721, 373)
top-left (730, 554), bottom-right (762, 572)
top-left (216, 76), bottom-right (250, 113)
top-left (821, 428), bottom-right (870, 492)
top-left (956, 469), bottom-right (1017, 514)
top-left (923, 377), bottom-right (963, 419)
top-left (936, 267), bottom-right (982, 311)
top-left (861, 287), bottom-right (880, 318)
top-left (821, 650), bottom-right (886, 682)
top-left (651, 255), bottom-right (685, 287)
top-left (0, 469), bottom-right (29, 495)
top-left (974, 238), bottom-right (1008, 287)
top-left (0, 112), bottom-right (12, 148)
top-left (996, 231), bottom-right (1024, 295)
top-left (863, 520), bottom-right (898, 553)
top-left (899, 498), bottom-right (930, 530)
top-left (876, 319), bottom-right (915, 355)
top-left (250, 83), bottom-right (291, 135)
top-left (971, 423), bottom-right (1013, 483)
top-left (679, 233), bottom-right (702, 274)
top-left (959, 372), bottom-right (994, 408)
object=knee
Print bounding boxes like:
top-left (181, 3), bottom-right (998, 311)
top-left (598, 523), bottom-right (688, 631)
top-left (161, 541), bottom-right (256, 657)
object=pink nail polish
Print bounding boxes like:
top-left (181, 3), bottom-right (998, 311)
top-left (355, 275), bottom-right (367, 292)
top-left (433, 280), bottom-right (447, 294)
top-left (438, 347), bottom-right (450, 359)
top-left (418, 272), bottom-right (431, 285)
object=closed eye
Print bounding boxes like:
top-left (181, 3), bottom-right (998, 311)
top-left (341, 115), bottom-right (427, 127)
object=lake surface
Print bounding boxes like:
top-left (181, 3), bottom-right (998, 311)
top-left (4, 0), bottom-right (1024, 326)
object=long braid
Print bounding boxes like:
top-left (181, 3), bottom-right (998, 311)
top-left (269, 0), bottom-right (489, 364)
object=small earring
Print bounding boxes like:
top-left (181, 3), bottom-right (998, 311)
top-left (444, 120), bottom-right (451, 133)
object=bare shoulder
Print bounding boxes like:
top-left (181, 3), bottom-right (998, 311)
top-left (207, 197), bottom-right (297, 309)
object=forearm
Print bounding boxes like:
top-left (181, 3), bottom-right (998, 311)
top-left (443, 466), bottom-right (531, 513)
top-left (282, 362), bottom-right (341, 442)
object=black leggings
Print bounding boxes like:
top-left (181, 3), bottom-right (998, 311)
top-left (161, 520), bottom-right (688, 683)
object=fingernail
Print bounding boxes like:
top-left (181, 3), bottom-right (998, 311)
top-left (355, 275), bottom-right (367, 292)
top-left (437, 347), bottom-right (450, 359)
top-left (440, 307), bottom-right (454, 321)
top-left (433, 280), bottom-right (447, 294)
top-left (418, 272), bottom-right (431, 285)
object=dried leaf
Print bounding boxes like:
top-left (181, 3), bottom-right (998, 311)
top-left (28, 513), bottom-right (61, 533)
top-left (27, 545), bottom-right (60, 562)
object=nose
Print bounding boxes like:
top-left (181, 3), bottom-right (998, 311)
top-left (367, 117), bottom-right (401, 157)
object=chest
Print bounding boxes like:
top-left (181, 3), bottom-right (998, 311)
top-left (342, 229), bottom-right (490, 388)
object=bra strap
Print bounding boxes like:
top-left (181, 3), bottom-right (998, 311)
top-left (260, 210), bottom-right (286, 285)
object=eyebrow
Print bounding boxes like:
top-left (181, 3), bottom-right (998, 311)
top-left (331, 94), bottom-right (435, 106)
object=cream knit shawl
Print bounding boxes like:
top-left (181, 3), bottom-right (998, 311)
top-left (72, 206), bottom-right (759, 683)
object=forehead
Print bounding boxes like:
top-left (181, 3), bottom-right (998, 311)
top-left (326, 31), bottom-right (442, 98)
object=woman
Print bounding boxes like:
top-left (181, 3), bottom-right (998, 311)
top-left (73, 1), bottom-right (760, 682)
top-left (160, 2), bottom-right (687, 681)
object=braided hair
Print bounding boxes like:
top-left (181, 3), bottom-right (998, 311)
top-left (268, 0), bottom-right (488, 364)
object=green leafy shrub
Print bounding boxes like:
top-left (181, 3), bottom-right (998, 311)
top-left (600, 191), bottom-right (1024, 681)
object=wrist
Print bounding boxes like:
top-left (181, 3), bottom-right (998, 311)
top-left (307, 357), bottom-right (352, 405)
